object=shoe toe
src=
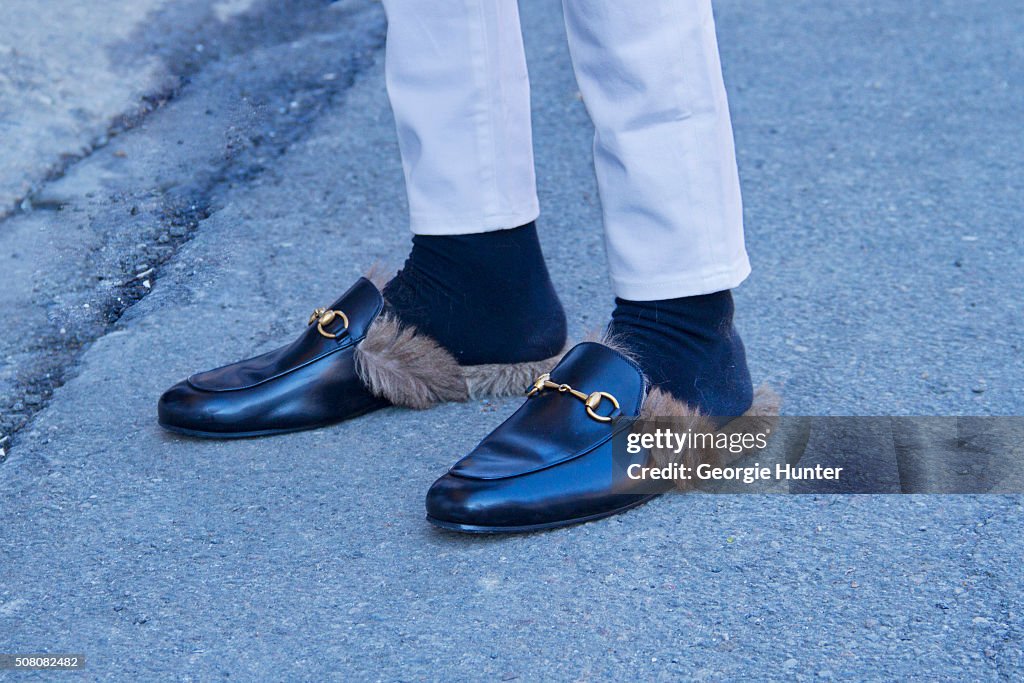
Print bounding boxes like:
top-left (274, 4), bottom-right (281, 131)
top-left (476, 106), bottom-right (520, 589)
top-left (157, 380), bottom-right (217, 433)
top-left (425, 474), bottom-right (475, 525)
top-left (426, 471), bottom-right (561, 530)
top-left (425, 473), bottom-right (506, 528)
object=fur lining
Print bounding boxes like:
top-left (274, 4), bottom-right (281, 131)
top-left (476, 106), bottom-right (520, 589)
top-left (354, 313), bottom-right (470, 409)
top-left (640, 385), bottom-right (781, 490)
top-left (352, 280), bottom-right (781, 442)
top-left (363, 263), bottom-right (393, 292)
top-left (354, 269), bottom-right (566, 407)
top-left (354, 313), bottom-right (566, 408)
top-left (461, 346), bottom-right (568, 400)
top-left (584, 327), bottom-right (640, 365)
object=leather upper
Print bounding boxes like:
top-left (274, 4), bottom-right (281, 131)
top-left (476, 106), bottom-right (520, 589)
top-left (426, 342), bottom-right (662, 530)
top-left (158, 278), bottom-right (388, 436)
top-left (449, 342), bottom-right (645, 479)
top-left (188, 278), bottom-right (382, 392)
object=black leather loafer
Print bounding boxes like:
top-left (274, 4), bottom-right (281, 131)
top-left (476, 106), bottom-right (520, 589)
top-left (425, 341), bottom-right (777, 533)
top-left (158, 278), bottom-right (390, 437)
top-left (158, 277), bottom-right (564, 438)
top-left (425, 341), bottom-right (662, 532)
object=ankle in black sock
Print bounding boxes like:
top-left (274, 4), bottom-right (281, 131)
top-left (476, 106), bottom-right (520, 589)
top-left (608, 290), bottom-right (753, 423)
top-left (382, 222), bottom-right (567, 366)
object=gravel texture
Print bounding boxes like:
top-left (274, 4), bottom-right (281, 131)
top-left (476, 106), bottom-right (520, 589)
top-left (0, 0), bottom-right (1021, 680)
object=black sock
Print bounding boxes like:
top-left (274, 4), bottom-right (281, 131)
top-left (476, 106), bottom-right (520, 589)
top-left (608, 291), bottom-right (753, 423)
top-left (382, 222), bottom-right (567, 366)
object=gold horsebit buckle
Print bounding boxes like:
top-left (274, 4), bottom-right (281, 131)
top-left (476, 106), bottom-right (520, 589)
top-left (307, 307), bottom-right (350, 339)
top-left (526, 373), bottom-right (620, 423)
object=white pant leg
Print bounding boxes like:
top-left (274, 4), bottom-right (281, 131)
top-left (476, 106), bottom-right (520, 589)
top-left (381, 0), bottom-right (538, 235)
top-left (562, 0), bottom-right (750, 299)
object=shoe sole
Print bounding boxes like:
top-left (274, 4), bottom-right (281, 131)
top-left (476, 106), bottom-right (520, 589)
top-left (157, 403), bottom-right (386, 439)
top-left (425, 494), bottom-right (661, 534)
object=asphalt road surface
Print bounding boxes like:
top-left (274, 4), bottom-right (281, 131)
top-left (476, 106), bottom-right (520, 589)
top-left (0, 0), bottom-right (1021, 679)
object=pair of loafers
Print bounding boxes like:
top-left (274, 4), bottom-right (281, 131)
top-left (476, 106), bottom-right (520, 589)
top-left (159, 277), bottom-right (771, 532)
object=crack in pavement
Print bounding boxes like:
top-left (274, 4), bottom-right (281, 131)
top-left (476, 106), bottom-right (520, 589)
top-left (2, 0), bottom-right (378, 220)
top-left (0, 0), bottom-right (386, 459)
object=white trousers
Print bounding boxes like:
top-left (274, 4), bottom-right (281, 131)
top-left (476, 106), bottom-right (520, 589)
top-left (381, 0), bottom-right (750, 300)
